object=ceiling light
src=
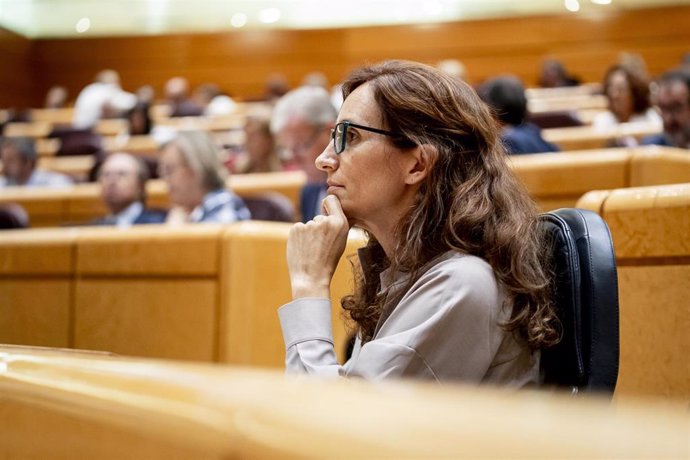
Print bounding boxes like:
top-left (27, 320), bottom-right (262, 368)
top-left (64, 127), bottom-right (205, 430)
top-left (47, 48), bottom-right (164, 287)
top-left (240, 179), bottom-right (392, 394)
top-left (75, 17), bottom-right (91, 33)
top-left (422, 1), bottom-right (443, 16)
top-left (564, 0), bottom-right (580, 12)
top-left (591, 0), bottom-right (612, 4)
top-left (259, 8), bottom-right (281, 24)
top-left (231, 12), bottom-right (247, 28)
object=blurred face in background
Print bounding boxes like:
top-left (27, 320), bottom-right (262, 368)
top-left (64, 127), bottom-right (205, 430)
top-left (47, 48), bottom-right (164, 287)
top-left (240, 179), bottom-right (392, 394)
top-left (99, 153), bottom-right (143, 215)
top-left (158, 143), bottom-right (205, 211)
top-left (606, 70), bottom-right (634, 122)
top-left (1, 144), bottom-right (33, 185)
top-left (276, 117), bottom-right (330, 183)
top-left (244, 118), bottom-right (276, 170)
top-left (657, 80), bottom-right (690, 147)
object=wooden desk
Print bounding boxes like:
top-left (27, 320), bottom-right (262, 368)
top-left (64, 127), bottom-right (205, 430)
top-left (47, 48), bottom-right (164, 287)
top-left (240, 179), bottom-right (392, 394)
top-left (3, 121), bottom-right (52, 138)
top-left (0, 229), bottom-right (76, 348)
top-left (30, 107), bottom-right (75, 124)
top-left (0, 222), bottom-right (362, 367)
top-left (528, 94), bottom-right (608, 114)
top-left (542, 122), bottom-right (662, 151)
top-left (0, 345), bottom-right (687, 459)
top-left (578, 183), bottom-right (690, 400)
top-left (510, 149), bottom-right (629, 211)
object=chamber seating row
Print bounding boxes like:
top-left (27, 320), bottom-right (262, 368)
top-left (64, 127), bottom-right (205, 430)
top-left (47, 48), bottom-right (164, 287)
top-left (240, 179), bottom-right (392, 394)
top-left (0, 170), bottom-right (306, 227)
top-left (1, 146), bottom-right (689, 227)
top-left (0, 222), bottom-right (364, 369)
top-left (3, 178), bottom-right (690, 401)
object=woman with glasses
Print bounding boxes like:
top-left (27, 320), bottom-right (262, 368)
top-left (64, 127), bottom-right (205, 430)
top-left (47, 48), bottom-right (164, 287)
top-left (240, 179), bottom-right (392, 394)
top-left (278, 60), bottom-right (558, 385)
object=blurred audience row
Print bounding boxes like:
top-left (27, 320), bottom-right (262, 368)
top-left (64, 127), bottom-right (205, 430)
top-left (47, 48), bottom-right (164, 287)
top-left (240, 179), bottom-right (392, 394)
top-left (1, 53), bottom-right (688, 231)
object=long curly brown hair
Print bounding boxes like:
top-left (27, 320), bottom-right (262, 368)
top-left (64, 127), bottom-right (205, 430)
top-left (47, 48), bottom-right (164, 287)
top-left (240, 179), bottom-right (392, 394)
top-left (340, 60), bottom-right (559, 350)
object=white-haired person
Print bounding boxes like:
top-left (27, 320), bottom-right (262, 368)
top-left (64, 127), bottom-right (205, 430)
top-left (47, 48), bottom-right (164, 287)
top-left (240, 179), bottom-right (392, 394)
top-left (159, 131), bottom-right (250, 224)
top-left (271, 85), bottom-right (338, 222)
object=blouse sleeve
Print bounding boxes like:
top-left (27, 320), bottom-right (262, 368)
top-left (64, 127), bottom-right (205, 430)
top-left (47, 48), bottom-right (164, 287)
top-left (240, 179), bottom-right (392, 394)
top-left (278, 298), bottom-right (342, 377)
top-left (278, 255), bottom-right (509, 382)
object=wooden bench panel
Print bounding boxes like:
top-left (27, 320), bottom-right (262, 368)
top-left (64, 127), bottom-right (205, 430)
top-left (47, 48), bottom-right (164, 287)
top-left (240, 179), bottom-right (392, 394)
top-left (0, 229), bottom-right (76, 348)
top-left (616, 265), bottom-right (689, 399)
top-left (0, 228), bottom-right (75, 274)
top-left (29, 107), bottom-right (75, 124)
top-left (542, 122), bottom-right (661, 151)
top-left (0, 345), bottom-right (687, 459)
top-left (0, 280), bottom-right (71, 348)
top-left (72, 226), bottom-right (225, 361)
top-left (74, 279), bottom-right (218, 361)
top-left (219, 221), bottom-right (365, 367)
top-left (629, 146), bottom-right (690, 187)
top-left (76, 225), bottom-right (222, 276)
top-left (601, 183), bottom-right (690, 400)
top-left (510, 149), bottom-right (629, 211)
top-left (2, 400), bottom-right (214, 460)
top-left (604, 183), bottom-right (690, 259)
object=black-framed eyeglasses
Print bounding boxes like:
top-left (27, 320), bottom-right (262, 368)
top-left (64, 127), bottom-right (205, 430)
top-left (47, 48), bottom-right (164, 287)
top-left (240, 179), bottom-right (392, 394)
top-left (330, 121), bottom-right (404, 155)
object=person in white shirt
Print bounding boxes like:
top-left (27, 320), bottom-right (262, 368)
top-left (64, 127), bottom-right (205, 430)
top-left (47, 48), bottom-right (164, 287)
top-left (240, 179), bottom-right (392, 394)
top-left (593, 65), bottom-right (661, 146)
top-left (72, 69), bottom-right (136, 129)
top-left (0, 137), bottom-right (72, 188)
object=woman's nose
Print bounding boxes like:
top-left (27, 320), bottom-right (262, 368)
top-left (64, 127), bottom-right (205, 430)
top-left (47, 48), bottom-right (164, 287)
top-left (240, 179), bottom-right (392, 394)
top-left (315, 144), bottom-right (338, 172)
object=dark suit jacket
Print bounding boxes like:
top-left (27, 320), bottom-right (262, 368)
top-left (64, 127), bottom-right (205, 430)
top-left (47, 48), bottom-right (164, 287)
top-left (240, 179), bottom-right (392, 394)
top-left (133, 209), bottom-right (168, 224)
top-left (503, 122), bottom-right (560, 155)
top-left (300, 183), bottom-right (327, 223)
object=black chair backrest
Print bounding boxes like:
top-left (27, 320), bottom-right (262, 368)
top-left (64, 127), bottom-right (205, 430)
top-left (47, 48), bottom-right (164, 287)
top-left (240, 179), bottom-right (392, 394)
top-left (540, 208), bottom-right (619, 395)
top-left (0, 204), bottom-right (29, 230)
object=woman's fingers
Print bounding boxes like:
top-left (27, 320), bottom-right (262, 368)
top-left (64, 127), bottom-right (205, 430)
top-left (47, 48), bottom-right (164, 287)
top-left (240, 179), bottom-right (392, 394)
top-left (286, 196), bottom-right (350, 300)
top-left (322, 195), bottom-right (346, 221)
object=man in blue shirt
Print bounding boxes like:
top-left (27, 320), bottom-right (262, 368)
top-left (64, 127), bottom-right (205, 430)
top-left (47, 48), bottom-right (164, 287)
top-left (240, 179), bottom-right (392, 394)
top-left (479, 76), bottom-right (560, 155)
top-left (0, 137), bottom-right (73, 188)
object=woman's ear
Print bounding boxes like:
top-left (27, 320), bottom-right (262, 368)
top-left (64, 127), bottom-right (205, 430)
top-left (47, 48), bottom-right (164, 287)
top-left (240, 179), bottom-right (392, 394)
top-left (404, 144), bottom-right (438, 185)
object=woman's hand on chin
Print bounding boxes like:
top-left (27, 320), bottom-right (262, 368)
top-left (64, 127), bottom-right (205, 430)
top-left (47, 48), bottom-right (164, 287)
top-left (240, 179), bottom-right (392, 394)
top-left (287, 195), bottom-right (350, 300)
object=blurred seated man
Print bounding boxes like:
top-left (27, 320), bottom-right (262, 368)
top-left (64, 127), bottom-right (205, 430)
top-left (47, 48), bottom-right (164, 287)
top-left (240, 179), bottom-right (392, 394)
top-left (642, 69), bottom-right (690, 149)
top-left (93, 152), bottom-right (166, 227)
top-left (270, 86), bottom-right (337, 221)
top-left (479, 76), bottom-right (559, 155)
top-left (159, 131), bottom-right (250, 224)
top-left (0, 137), bottom-right (73, 187)
top-left (165, 77), bottom-right (204, 118)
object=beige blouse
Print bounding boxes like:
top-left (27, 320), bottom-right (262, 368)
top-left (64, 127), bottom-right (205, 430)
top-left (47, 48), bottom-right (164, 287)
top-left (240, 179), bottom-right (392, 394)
top-left (278, 251), bottom-right (539, 386)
